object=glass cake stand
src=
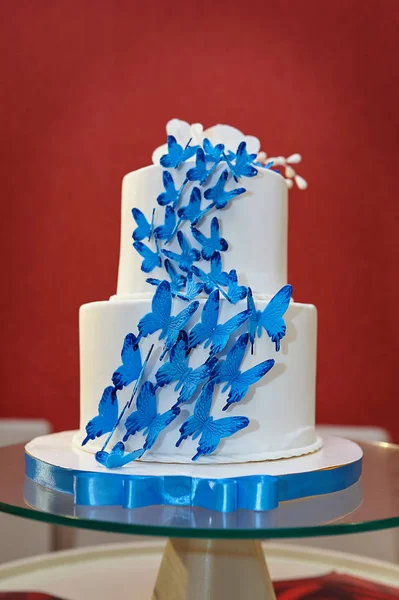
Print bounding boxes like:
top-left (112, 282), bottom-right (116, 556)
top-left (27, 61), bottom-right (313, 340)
top-left (1, 441), bottom-right (399, 600)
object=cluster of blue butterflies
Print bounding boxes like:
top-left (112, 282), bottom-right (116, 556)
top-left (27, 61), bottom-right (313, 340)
top-left (83, 135), bottom-right (292, 466)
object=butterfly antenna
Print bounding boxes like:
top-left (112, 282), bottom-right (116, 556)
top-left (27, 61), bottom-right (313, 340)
top-left (175, 177), bottom-right (188, 209)
top-left (159, 345), bottom-right (168, 361)
top-left (81, 434), bottom-right (91, 446)
top-left (100, 344), bottom-right (154, 452)
top-left (166, 216), bottom-right (183, 245)
top-left (200, 159), bottom-right (220, 186)
top-left (222, 152), bottom-right (239, 182)
top-left (148, 207), bottom-right (156, 241)
top-left (214, 282), bottom-right (231, 303)
top-left (154, 235), bottom-right (161, 257)
top-left (199, 202), bottom-right (215, 220)
top-left (191, 450), bottom-right (201, 461)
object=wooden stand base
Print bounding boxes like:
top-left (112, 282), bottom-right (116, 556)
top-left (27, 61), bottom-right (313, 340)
top-left (152, 538), bottom-right (276, 600)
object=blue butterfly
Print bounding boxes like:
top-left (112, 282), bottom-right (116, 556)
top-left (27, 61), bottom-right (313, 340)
top-left (147, 259), bottom-right (186, 297)
top-left (154, 206), bottom-right (176, 241)
top-left (162, 231), bottom-right (201, 273)
top-left (95, 441), bottom-right (144, 469)
top-left (123, 381), bottom-right (180, 450)
top-left (226, 142), bottom-right (258, 180)
top-left (137, 280), bottom-right (199, 358)
top-left (111, 333), bottom-right (142, 390)
top-left (191, 217), bottom-right (228, 261)
top-left (155, 331), bottom-right (217, 405)
top-left (133, 239), bottom-right (161, 273)
top-left (82, 386), bottom-right (118, 446)
top-left (186, 148), bottom-right (216, 185)
top-left (132, 208), bottom-right (155, 242)
top-left (203, 169), bottom-right (246, 209)
top-left (157, 171), bottom-right (185, 208)
top-left (160, 135), bottom-right (199, 169)
top-left (176, 271), bottom-right (204, 302)
top-left (192, 252), bottom-right (229, 294)
top-left (188, 290), bottom-right (249, 355)
top-left (247, 284), bottom-right (292, 352)
top-left (203, 138), bottom-right (225, 163)
top-left (212, 333), bottom-right (275, 410)
top-left (176, 381), bottom-right (249, 461)
top-left (177, 186), bottom-right (206, 226)
top-left (227, 269), bottom-right (248, 304)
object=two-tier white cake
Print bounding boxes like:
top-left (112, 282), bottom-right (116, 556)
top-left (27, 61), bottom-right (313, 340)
top-left (75, 120), bottom-right (321, 464)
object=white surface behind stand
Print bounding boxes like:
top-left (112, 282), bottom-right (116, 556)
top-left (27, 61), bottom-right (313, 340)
top-left (0, 541), bottom-right (398, 600)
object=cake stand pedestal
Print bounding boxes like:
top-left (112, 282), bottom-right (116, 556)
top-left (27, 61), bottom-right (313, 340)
top-left (1, 441), bottom-right (399, 600)
top-left (154, 538), bottom-right (276, 600)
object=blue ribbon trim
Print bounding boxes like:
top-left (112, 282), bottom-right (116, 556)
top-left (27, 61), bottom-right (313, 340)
top-left (25, 452), bottom-right (362, 513)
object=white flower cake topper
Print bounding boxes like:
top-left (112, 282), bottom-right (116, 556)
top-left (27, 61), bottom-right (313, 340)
top-left (152, 119), bottom-right (261, 165)
top-left (152, 119), bottom-right (307, 190)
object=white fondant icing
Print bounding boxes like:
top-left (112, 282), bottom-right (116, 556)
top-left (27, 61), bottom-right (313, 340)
top-left (78, 296), bottom-right (318, 463)
top-left (117, 163), bottom-right (288, 298)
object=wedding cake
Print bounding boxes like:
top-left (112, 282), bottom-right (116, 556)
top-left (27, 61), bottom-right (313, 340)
top-left (75, 119), bottom-right (320, 466)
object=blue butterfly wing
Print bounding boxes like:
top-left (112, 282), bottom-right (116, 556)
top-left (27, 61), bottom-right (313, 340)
top-left (258, 284), bottom-right (292, 350)
top-left (212, 333), bottom-right (248, 386)
top-left (191, 265), bottom-right (214, 294)
top-left (181, 143), bottom-right (199, 162)
top-left (138, 280), bottom-right (172, 337)
top-left (227, 270), bottom-right (247, 304)
top-left (160, 136), bottom-right (183, 168)
top-left (209, 310), bottom-right (249, 356)
top-left (123, 381), bottom-right (157, 440)
top-left (204, 170), bottom-right (228, 202)
top-left (233, 142), bottom-right (258, 178)
top-left (188, 289), bottom-right (220, 349)
top-left (203, 138), bottom-right (224, 163)
top-left (111, 333), bottom-right (142, 389)
top-left (210, 217), bottom-right (228, 254)
top-left (144, 406), bottom-right (180, 450)
top-left (157, 171), bottom-right (178, 206)
top-left (170, 300), bottom-right (200, 332)
top-left (186, 148), bottom-right (207, 183)
top-left (210, 252), bottom-right (230, 287)
top-left (146, 277), bottom-right (161, 289)
top-left (132, 208), bottom-right (151, 241)
top-left (246, 288), bottom-right (259, 352)
top-left (176, 381), bottom-right (214, 446)
top-left (154, 206), bottom-right (176, 240)
top-left (106, 447), bottom-right (144, 468)
top-left (179, 271), bottom-right (203, 301)
top-left (178, 187), bottom-right (202, 223)
top-left (224, 359), bottom-right (275, 410)
top-left (177, 361), bottom-right (214, 405)
top-left (133, 241), bottom-right (161, 273)
top-left (177, 231), bottom-right (201, 271)
top-left (155, 332), bottom-right (189, 387)
top-left (193, 416), bottom-right (249, 460)
top-left (165, 258), bottom-right (186, 292)
top-left (82, 386), bottom-right (118, 445)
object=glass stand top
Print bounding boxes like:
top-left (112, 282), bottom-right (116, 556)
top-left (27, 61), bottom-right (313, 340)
top-left (1, 442), bottom-right (399, 539)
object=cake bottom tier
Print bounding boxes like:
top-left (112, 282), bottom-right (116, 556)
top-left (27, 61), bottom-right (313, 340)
top-left (76, 296), bottom-right (320, 463)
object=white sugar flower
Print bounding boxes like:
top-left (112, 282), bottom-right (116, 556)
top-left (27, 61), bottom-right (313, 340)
top-left (152, 119), bottom-right (260, 165)
top-left (256, 151), bottom-right (308, 190)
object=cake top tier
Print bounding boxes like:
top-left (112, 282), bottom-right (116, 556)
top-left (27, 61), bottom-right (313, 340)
top-left (116, 119), bottom-right (306, 299)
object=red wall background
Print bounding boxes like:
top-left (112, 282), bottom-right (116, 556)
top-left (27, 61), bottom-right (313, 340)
top-left (1, 2), bottom-right (398, 439)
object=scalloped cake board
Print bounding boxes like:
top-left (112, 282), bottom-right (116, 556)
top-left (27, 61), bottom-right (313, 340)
top-left (25, 432), bottom-right (361, 478)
